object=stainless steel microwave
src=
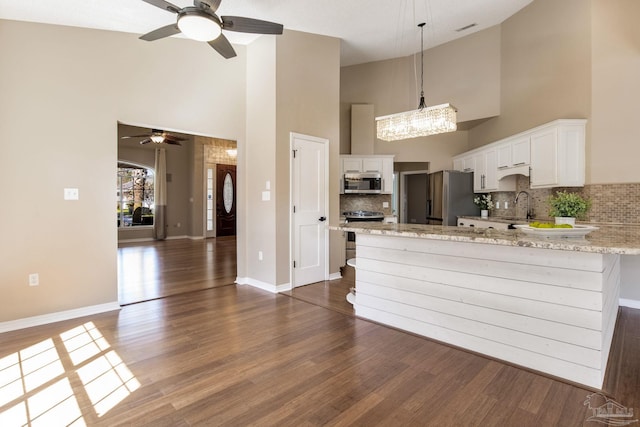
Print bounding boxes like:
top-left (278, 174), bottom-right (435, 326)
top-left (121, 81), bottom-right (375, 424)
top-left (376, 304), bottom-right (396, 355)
top-left (344, 172), bottom-right (382, 194)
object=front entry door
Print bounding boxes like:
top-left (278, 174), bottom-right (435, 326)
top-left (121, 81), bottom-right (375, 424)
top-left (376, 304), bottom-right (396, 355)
top-left (292, 133), bottom-right (328, 287)
top-left (216, 164), bottom-right (236, 236)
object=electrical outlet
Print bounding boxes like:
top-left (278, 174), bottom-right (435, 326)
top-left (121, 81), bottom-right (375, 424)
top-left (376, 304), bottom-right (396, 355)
top-left (258, 251), bottom-right (263, 261)
top-left (496, 201), bottom-right (500, 209)
top-left (383, 202), bottom-right (389, 208)
top-left (505, 201), bottom-right (509, 209)
top-left (29, 273), bottom-right (39, 286)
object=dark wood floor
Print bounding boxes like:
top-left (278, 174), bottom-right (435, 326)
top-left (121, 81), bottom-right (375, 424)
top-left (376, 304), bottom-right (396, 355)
top-left (1, 239), bottom-right (637, 425)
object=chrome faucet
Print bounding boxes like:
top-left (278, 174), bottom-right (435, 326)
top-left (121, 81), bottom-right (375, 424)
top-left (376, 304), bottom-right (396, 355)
top-left (514, 191), bottom-right (532, 219)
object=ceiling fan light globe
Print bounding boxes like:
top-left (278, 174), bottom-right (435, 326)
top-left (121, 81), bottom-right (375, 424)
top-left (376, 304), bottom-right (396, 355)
top-left (150, 135), bottom-right (165, 143)
top-left (178, 14), bottom-right (222, 42)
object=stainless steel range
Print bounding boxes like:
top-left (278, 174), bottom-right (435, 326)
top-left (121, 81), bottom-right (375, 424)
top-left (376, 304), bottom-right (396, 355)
top-left (343, 210), bottom-right (384, 261)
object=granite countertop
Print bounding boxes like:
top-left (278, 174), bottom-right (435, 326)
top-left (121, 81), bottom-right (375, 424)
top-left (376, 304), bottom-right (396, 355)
top-left (457, 216), bottom-right (530, 224)
top-left (330, 222), bottom-right (640, 255)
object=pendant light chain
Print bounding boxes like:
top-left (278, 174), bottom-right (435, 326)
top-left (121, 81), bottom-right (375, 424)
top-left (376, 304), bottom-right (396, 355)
top-left (418, 23), bottom-right (426, 110)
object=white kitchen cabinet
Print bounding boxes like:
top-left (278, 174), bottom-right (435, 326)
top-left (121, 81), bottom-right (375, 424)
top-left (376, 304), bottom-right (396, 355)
top-left (382, 157), bottom-right (394, 194)
top-left (362, 158), bottom-right (383, 172)
top-left (497, 143), bottom-right (512, 169)
top-left (512, 137), bottom-right (530, 166)
top-left (497, 137), bottom-right (530, 170)
top-left (530, 120), bottom-right (585, 188)
top-left (342, 158), bottom-right (362, 173)
top-left (453, 119), bottom-right (585, 191)
top-left (452, 153), bottom-right (475, 172)
top-left (473, 148), bottom-right (511, 193)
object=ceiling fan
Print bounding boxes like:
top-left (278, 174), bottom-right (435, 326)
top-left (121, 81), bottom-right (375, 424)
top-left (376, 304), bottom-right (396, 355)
top-left (121, 129), bottom-right (186, 146)
top-left (139, 0), bottom-right (284, 59)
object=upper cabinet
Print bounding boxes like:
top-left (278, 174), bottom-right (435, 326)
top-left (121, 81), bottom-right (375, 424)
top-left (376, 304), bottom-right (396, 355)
top-left (472, 148), bottom-right (514, 193)
top-left (530, 121), bottom-right (586, 188)
top-left (340, 155), bottom-right (395, 194)
top-left (497, 136), bottom-right (530, 169)
top-left (453, 119), bottom-right (586, 191)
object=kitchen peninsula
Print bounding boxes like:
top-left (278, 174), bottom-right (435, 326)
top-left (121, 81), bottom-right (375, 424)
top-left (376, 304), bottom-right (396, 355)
top-left (331, 222), bottom-right (640, 389)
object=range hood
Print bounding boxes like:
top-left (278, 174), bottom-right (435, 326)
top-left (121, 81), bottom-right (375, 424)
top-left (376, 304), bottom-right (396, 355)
top-left (497, 164), bottom-right (530, 181)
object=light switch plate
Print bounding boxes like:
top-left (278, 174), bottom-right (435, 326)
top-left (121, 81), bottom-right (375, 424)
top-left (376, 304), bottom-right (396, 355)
top-left (64, 188), bottom-right (79, 200)
top-left (262, 191), bottom-right (271, 201)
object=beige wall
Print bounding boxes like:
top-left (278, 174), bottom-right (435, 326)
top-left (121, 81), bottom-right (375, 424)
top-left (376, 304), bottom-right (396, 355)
top-left (244, 36), bottom-right (277, 284)
top-left (468, 0), bottom-right (591, 151)
top-left (340, 26), bottom-right (501, 158)
top-left (242, 30), bottom-right (341, 287)
top-left (0, 20), bottom-right (246, 322)
top-left (275, 30), bottom-right (341, 284)
top-left (590, 0), bottom-right (640, 184)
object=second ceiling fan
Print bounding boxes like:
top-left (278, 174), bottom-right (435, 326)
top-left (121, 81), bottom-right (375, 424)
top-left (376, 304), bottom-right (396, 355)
top-left (139, 0), bottom-right (284, 59)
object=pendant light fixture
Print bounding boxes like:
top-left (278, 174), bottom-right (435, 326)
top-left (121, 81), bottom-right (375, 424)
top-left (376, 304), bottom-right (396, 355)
top-left (376, 23), bottom-right (457, 141)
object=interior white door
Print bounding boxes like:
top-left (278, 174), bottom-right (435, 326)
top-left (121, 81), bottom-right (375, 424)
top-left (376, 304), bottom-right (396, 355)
top-left (292, 133), bottom-right (327, 287)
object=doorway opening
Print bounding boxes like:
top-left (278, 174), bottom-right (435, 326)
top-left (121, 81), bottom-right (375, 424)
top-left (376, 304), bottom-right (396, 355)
top-left (117, 122), bottom-right (238, 304)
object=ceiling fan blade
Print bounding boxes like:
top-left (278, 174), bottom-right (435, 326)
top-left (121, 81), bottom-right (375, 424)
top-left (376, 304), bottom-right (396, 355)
top-left (140, 24), bottom-right (181, 41)
top-left (221, 16), bottom-right (284, 35)
top-left (121, 133), bottom-right (152, 139)
top-left (164, 140), bottom-right (183, 146)
top-left (208, 34), bottom-right (237, 59)
top-left (142, 0), bottom-right (182, 14)
top-left (195, 0), bottom-right (221, 13)
top-left (139, 138), bottom-right (152, 145)
top-left (163, 134), bottom-right (187, 142)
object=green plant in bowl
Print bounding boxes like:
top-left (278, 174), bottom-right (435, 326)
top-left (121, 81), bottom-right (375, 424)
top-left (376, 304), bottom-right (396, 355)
top-left (547, 191), bottom-right (591, 219)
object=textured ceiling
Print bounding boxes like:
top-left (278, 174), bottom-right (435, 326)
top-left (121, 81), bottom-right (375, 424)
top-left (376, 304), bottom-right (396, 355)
top-left (0, 0), bottom-right (532, 66)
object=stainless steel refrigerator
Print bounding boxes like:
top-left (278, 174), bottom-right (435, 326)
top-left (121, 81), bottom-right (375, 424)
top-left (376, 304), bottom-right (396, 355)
top-left (426, 170), bottom-right (479, 225)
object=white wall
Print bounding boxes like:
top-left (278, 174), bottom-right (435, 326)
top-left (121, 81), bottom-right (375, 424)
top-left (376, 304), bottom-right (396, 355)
top-left (0, 20), bottom-right (246, 322)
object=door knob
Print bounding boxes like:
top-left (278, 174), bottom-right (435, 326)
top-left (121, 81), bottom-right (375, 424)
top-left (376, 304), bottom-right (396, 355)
top-left (319, 216), bottom-right (327, 222)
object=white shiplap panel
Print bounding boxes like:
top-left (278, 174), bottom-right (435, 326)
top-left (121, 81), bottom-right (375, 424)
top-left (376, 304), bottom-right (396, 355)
top-left (358, 245), bottom-right (604, 291)
top-left (358, 234), bottom-right (605, 271)
top-left (356, 263), bottom-right (602, 311)
top-left (356, 292), bottom-right (602, 369)
top-left (355, 305), bottom-right (603, 388)
top-left (353, 233), bottom-right (619, 389)
top-left (357, 279), bottom-right (602, 349)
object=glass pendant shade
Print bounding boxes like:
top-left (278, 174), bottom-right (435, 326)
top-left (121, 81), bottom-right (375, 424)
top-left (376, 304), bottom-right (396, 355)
top-left (178, 13), bottom-right (222, 42)
top-left (150, 135), bottom-right (164, 143)
top-left (376, 103), bottom-right (457, 141)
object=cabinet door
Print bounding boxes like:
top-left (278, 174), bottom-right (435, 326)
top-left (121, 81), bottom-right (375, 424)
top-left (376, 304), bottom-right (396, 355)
top-left (497, 143), bottom-right (512, 169)
top-left (530, 128), bottom-right (558, 187)
top-left (382, 157), bottom-right (394, 194)
top-left (342, 158), bottom-right (362, 173)
top-left (483, 149), bottom-right (498, 191)
top-left (473, 152), bottom-right (486, 192)
top-left (511, 137), bottom-right (530, 166)
top-left (463, 155), bottom-right (475, 172)
top-left (362, 158), bottom-right (383, 172)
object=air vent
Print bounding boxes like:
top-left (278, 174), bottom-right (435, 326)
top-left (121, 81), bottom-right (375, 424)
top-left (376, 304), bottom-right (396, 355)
top-left (455, 23), bottom-right (477, 32)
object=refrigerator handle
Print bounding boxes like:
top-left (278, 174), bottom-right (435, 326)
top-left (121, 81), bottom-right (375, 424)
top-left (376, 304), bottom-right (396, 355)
top-left (426, 200), bottom-right (432, 217)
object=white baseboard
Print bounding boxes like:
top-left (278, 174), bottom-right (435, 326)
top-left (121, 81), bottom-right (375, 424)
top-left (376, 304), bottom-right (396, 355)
top-left (235, 277), bottom-right (290, 293)
top-left (118, 237), bottom-right (154, 243)
top-left (0, 302), bottom-right (121, 334)
top-left (619, 298), bottom-right (640, 310)
top-left (187, 235), bottom-right (205, 240)
top-left (329, 272), bottom-right (342, 281)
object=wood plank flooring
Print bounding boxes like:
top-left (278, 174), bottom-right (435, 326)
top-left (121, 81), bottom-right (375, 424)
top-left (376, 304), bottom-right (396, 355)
top-left (1, 239), bottom-right (638, 425)
top-left (118, 237), bottom-right (237, 305)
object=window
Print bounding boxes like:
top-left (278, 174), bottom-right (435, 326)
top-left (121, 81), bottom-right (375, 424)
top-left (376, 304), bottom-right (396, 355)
top-left (117, 164), bottom-right (154, 227)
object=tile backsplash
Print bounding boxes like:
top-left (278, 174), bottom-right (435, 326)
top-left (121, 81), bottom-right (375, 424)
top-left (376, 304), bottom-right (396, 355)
top-left (489, 176), bottom-right (640, 224)
top-left (340, 194), bottom-right (393, 216)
